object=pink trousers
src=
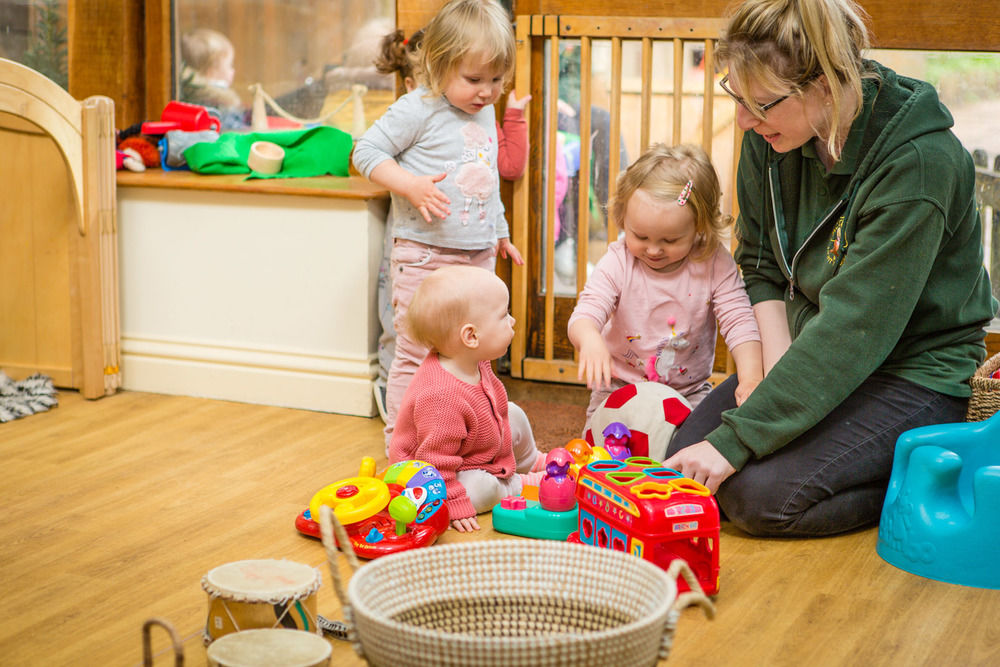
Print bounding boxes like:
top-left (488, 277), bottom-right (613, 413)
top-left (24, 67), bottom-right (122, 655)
top-left (384, 239), bottom-right (496, 445)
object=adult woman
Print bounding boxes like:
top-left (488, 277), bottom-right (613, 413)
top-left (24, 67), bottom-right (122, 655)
top-left (663, 0), bottom-right (997, 537)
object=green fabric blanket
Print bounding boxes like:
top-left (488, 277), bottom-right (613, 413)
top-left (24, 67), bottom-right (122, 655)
top-left (183, 126), bottom-right (353, 179)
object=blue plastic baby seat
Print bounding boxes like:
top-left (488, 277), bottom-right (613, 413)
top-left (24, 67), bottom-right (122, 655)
top-left (877, 410), bottom-right (1000, 589)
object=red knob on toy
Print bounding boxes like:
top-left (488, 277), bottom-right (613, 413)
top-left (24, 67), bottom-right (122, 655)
top-left (336, 485), bottom-right (359, 499)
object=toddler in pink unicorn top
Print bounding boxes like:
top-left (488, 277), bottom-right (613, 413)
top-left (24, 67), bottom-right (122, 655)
top-left (568, 143), bottom-right (764, 430)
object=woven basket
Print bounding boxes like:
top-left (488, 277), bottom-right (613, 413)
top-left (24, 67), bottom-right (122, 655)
top-left (320, 506), bottom-right (714, 667)
top-left (966, 352), bottom-right (1000, 422)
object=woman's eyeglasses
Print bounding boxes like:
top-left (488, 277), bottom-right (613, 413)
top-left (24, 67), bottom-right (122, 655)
top-left (719, 74), bottom-right (805, 114)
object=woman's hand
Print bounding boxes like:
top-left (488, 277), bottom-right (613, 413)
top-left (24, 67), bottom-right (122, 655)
top-left (496, 237), bottom-right (524, 265)
top-left (734, 377), bottom-right (761, 406)
top-left (662, 441), bottom-right (736, 494)
top-left (729, 339), bottom-right (763, 406)
top-left (450, 516), bottom-right (480, 532)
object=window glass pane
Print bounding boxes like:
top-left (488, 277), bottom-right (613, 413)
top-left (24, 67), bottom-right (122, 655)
top-left (872, 50), bottom-right (1000, 324)
top-left (174, 0), bottom-right (395, 134)
top-left (0, 0), bottom-right (68, 89)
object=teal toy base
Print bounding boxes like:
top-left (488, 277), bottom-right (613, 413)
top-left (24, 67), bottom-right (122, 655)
top-left (492, 500), bottom-right (578, 540)
top-left (877, 411), bottom-right (1000, 590)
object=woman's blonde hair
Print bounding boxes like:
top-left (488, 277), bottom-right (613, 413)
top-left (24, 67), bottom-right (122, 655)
top-left (417, 0), bottom-right (516, 96)
top-left (608, 143), bottom-right (730, 261)
top-left (717, 0), bottom-right (874, 162)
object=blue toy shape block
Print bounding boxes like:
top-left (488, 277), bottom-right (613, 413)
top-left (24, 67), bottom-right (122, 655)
top-left (877, 410), bottom-right (1000, 589)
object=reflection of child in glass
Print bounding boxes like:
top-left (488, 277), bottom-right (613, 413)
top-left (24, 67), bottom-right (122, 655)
top-left (568, 144), bottom-right (763, 427)
top-left (369, 24), bottom-right (530, 422)
top-left (179, 28), bottom-right (242, 113)
top-left (388, 266), bottom-right (544, 533)
top-left (353, 0), bottom-right (526, 446)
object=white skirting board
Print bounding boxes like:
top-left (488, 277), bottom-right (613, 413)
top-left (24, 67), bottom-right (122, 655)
top-left (121, 336), bottom-right (377, 415)
top-left (117, 186), bottom-right (387, 416)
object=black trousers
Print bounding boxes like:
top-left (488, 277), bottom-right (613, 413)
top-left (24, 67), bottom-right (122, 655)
top-left (666, 373), bottom-right (968, 537)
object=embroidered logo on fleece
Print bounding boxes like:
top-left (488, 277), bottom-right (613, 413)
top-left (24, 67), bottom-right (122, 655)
top-left (826, 215), bottom-right (848, 266)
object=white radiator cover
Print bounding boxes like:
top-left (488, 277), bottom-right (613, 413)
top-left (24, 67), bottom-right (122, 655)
top-left (117, 186), bottom-right (387, 416)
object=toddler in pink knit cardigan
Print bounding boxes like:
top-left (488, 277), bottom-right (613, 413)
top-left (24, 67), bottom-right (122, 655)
top-left (388, 266), bottom-right (544, 532)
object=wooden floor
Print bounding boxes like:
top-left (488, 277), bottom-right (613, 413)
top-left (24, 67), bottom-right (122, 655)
top-left (1, 384), bottom-right (998, 666)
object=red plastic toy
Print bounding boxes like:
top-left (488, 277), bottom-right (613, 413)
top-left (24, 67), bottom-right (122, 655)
top-left (141, 100), bottom-right (221, 135)
top-left (295, 458), bottom-right (449, 558)
top-left (568, 457), bottom-right (720, 595)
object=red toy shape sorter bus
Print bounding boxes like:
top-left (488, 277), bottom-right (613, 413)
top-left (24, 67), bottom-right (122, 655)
top-left (568, 457), bottom-right (720, 595)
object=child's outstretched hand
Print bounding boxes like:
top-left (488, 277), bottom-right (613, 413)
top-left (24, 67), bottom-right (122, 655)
top-left (451, 516), bottom-right (480, 532)
top-left (496, 238), bottom-right (524, 265)
top-left (405, 172), bottom-right (451, 223)
top-left (576, 336), bottom-right (613, 389)
top-left (506, 90), bottom-right (532, 111)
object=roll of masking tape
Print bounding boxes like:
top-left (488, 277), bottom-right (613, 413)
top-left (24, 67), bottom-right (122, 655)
top-left (248, 141), bottom-right (284, 174)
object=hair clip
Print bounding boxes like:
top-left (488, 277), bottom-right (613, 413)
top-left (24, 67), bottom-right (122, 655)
top-left (677, 180), bottom-right (693, 206)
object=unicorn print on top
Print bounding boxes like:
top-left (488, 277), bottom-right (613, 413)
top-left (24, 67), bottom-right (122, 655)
top-left (454, 122), bottom-right (496, 226)
top-left (352, 86), bottom-right (506, 250)
top-left (645, 317), bottom-right (691, 384)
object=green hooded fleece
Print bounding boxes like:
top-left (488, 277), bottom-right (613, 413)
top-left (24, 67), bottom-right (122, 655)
top-left (709, 61), bottom-right (997, 470)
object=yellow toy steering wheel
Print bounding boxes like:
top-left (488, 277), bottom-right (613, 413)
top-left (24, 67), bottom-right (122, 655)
top-left (309, 476), bottom-right (391, 525)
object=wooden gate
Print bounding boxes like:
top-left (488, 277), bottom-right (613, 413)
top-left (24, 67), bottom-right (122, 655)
top-left (509, 15), bottom-right (738, 382)
top-left (0, 58), bottom-right (121, 398)
top-left (973, 149), bottom-right (1000, 331)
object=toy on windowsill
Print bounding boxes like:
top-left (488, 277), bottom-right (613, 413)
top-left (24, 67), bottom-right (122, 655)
top-left (116, 131), bottom-right (161, 170)
top-left (295, 457), bottom-right (449, 558)
top-left (492, 448), bottom-right (579, 540)
top-left (116, 148), bottom-right (145, 172)
top-left (141, 100), bottom-right (222, 135)
top-left (568, 457), bottom-right (720, 596)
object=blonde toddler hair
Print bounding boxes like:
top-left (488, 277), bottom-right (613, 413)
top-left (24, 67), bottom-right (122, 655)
top-left (406, 266), bottom-right (488, 351)
top-left (417, 0), bottom-right (516, 97)
top-left (609, 143), bottom-right (730, 262)
top-left (717, 0), bottom-right (875, 162)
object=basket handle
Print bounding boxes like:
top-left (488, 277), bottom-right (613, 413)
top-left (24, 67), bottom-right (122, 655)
top-left (659, 559), bottom-right (716, 661)
top-left (319, 504), bottom-right (366, 658)
top-left (142, 617), bottom-right (184, 667)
